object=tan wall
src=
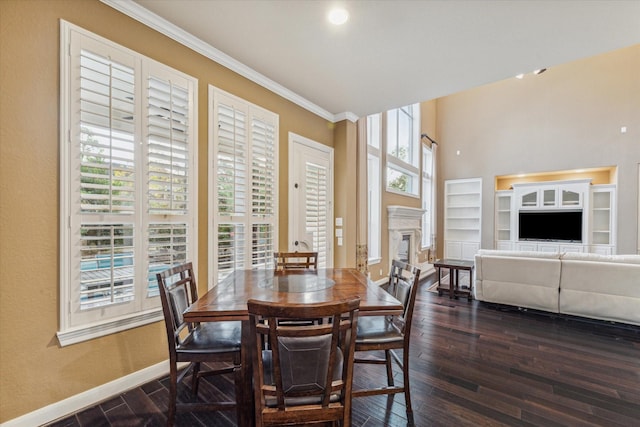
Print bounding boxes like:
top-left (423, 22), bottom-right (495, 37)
top-left (435, 44), bottom-right (640, 255)
top-left (0, 0), bottom-right (335, 421)
top-left (333, 120), bottom-right (358, 267)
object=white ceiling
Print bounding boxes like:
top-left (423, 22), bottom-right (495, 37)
top-left (116, 0), bottom-right (640, 120)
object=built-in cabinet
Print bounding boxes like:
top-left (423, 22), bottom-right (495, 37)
top-left (444, 178), bottom-right (482, 260)
top-left (495, 191), bottom-right (513, 250)
top-left (517, 181), bottom-right (585, 209)
top-left (494, 179), bottom-right (616, 254)
top-left (590, 184), bottom-right (616, 254)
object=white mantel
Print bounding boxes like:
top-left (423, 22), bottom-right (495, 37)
top-left (387, 206), bottom-right (433, 277)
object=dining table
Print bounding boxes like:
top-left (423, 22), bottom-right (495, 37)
top-left (183, 267), bottom-right (404, 427)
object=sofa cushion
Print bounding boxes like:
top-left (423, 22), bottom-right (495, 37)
top-left (476, 254), bottom-right (561, 312)
top-left (559, 257), bottom-right (640, 325)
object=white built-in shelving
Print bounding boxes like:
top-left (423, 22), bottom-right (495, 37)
top-left (444, 178), bottom-right (482, 260)
top-left (493, 179), bottom-right (616, 254)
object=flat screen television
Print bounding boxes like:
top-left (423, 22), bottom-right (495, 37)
top-left (518, 210), bottom-right (583, 242)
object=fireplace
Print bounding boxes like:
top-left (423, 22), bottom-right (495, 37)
top-left (387, 206), bottom-right (434, 278)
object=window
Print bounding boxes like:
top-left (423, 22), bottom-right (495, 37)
top-left (59, 22), bottom-right (198, 345)
top-left (209, 87), bottom-right (279, 284)
top-left (422, 143), bottom-right (434, 248)
top-left (367, 114), bottom-right (381, 264)
top-left (386, 104), bottom-right (420, 196)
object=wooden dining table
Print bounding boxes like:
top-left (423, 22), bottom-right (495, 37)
top-left (183, 268), bottom-right (403, 427)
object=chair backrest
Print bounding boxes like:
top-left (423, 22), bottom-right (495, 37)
top-left (248, 298), bottom-right (360, 426)
top-left (384, 259), bottom-right (421, 336)
top-left (156, 263), bottom-right (199, 358)
top-left (274, 251), bottom-right (318, 270)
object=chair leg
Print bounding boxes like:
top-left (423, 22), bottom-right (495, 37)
top-left (233, 358), bottom-right (244, 425)
top-left (385, 350), bottom-right (394, 386)
top-left (191, 362), bottom-right (201, 395)
top-left (403, 350), bottom-right (412, 414)
top-left (167, 363), bottom-right (178, 427)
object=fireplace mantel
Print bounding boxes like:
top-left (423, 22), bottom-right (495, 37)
top-left (387, 205), bottom-right (425, 267)
top-left (387, 205), bottom-right (425, 228)
top-left (385, 205), bottom-right (434, 280)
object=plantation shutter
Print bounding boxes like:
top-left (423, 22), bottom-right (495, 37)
top-left (147, 223), bottom-right (188, 296)
top-left (61, 23), bottom-right (198, 338)
top-left (74, 38), bottom-right (139, 319)
top-left (144, 69), bottom-right (194, 300)
top-left (210, 89), bottom-right (278, 283)
top-left (217, 103), bottom-right (247, 216)
top-left (79, 49), bottom-right (136, 213)
top-left (147, 76), bottom-right (190, 213)
top-left (304, 162), bottom-right (329, 268)
top-left (250, 113), bottom-right (277, 268)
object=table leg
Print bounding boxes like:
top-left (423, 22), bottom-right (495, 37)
top-left (239, 319), bottom-right (254, 427)
top-left (454, 268), bottom-right (460, 299)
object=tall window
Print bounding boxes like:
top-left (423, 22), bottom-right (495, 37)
top-left (367, 114), bottom-right (382, 264)
top-left (386, 104), bottom-right (420, 196)
top-left (209, 87), bottom-right (279, 284)
top-left (422, 143), bottom-right (434, 248)
top-left (59, 22), bottom-right (197, 345)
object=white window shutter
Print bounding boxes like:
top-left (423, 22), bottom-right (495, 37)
top-left (305, 162), bottom-right (328, 267)
top-left (60, 23), bottom-right (198, 342)
top-left (79, 49), bottom-right (136, 213)
top-left (216, 102), bottom-right (247, 216)
top-left (147, 76), bottom-right (190, 214)
top-left (210, 89), bottom-right (278, 282)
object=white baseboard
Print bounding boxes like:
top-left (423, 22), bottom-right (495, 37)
top-left (1, 360), bottom-right (180, 427)
top-left (417, 262), bottom-right (435, 280)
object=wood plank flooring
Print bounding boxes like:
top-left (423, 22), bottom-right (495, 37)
top-left (45, 274), bottom-right (640, 426)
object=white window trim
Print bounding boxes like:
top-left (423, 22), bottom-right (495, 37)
top-left (367, 114), bottom-right (382, 264)
top-left (58, 21), bottom-right (197, 346)
top-left (385, 104), bottom-right (420, 197)
top-left (421, 143), bottom-right (434, 249)
top-left (386, 161), bottom-right (420, 198)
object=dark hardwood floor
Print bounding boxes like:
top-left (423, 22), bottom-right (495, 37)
top-left (45, 273), bottom-right (640, 427)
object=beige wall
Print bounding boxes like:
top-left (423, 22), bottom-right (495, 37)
top-left (435, 44), bottom-right (640, 256)
top-left (0, 0), bottom-right (341, 421)
top-left (333, 120), bottom-right (358, 268)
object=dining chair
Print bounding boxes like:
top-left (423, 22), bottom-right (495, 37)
top-left (352, 259), bottom-right (421, 417)
top-left (156, 262), bottom-right (243, 426)
top-left (248, 298), bottom-right (360, 427)
top-left (274, 251), bottom-right (318, 270)
top-left (273, 251), bottom-right (321, 326)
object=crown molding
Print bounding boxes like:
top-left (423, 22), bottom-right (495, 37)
top-left (334, 111), bottom-right (360, 123)
top-left (101, 0), bottom-right (344, 123)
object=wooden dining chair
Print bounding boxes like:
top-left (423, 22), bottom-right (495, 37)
top-left (273, 251), bottom-right (322, 326)
top-left (352, 259), bottom-right (421, 417)
top-left (248, 298), bottom-right (360, 427)
top-left (274, 251), bottom-right (318, 270)
top-left (156, 262), bottom-right (243, 426)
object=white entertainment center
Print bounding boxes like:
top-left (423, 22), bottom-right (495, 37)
top-left (494, 179), bottom-right (616, 255)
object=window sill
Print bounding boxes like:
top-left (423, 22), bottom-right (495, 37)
top-left (368, 258), bottom-right (381, 265)
top-left (385, 187), bottom-right (420, 199)
top-left (57, 309), bottom-right (163, 347)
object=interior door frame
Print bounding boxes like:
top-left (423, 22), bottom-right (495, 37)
top-left (288, 132), bottom-right (334, 267)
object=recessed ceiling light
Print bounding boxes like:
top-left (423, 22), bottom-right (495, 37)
top-left (533, 68), bottom-right (547, 75)
top-left (515, 74), bottom-right (524, 79)
top-left (328, 8), bottom-right (349, 25)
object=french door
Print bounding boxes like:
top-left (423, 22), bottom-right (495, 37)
top-left (288, 133), bottom-right (334, 268)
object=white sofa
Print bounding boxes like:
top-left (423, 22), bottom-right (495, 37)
top-left (474, 249), bottom-right (640, 326)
